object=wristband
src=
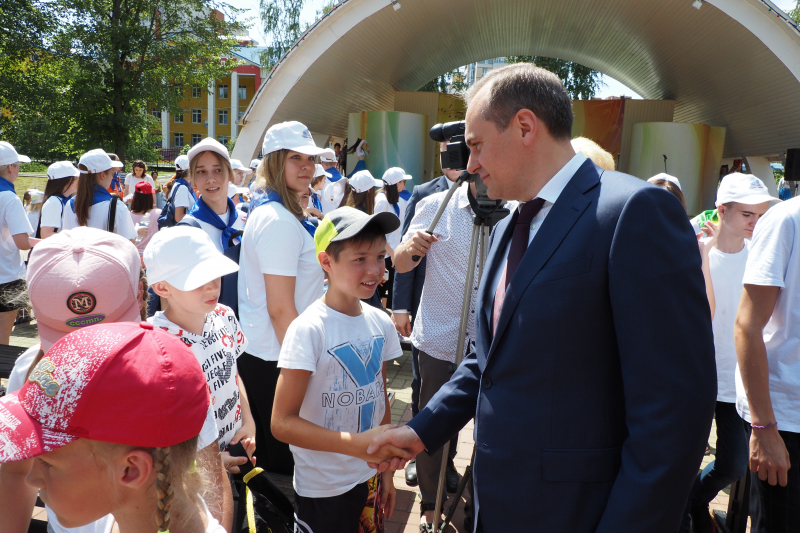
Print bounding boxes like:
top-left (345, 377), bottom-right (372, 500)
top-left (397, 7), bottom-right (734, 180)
top-left (751, 421), bottom-right (778, 430)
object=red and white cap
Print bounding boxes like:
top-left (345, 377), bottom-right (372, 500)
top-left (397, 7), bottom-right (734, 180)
top-left (27, 227), bottom-right (141, 351)
top-left (0, 322), bottom-right (210, 462)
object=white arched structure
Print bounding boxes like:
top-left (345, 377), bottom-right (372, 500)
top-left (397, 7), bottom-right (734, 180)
top-left (232, 0), bottom-right (800, 163)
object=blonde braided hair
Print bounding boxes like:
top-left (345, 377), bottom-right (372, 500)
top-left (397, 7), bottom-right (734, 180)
top-left (153, 447), bottom-right (174, 532)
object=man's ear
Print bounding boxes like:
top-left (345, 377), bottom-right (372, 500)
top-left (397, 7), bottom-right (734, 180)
top-left (318, 251), bottom-right (334, 274)
top-left (150, 281), bottom-right (171, 299)
top-left (515, 109), bottom-right (539, 148)
top-left (117, 450), bottom-right (155, 490)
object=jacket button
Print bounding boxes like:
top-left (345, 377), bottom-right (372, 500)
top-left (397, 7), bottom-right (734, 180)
top-left (481, 376), bottom-right (492, 389)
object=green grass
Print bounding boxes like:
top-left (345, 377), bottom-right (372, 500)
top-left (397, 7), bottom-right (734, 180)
top-left (15, 176), bottom-right (49, 201)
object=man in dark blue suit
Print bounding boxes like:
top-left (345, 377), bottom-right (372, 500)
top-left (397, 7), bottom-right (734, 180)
top-left (369, 63), bottom-right (716, 531)
top-left (391, 157), bottom-right (458, 486)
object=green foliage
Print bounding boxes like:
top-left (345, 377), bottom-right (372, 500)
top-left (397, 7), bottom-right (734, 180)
top-left (19, 162), bottom-right (49, 173)
top-left (260, 0), bottom-right (304, 71)
top-left (506, 56), bottom-right (604, 100)
top-left (418, 69), bottom-right (469, 93)
top-left (789, 1), bottom-right (800, 21)
top-left (774, 166), bottom-right (785, 186)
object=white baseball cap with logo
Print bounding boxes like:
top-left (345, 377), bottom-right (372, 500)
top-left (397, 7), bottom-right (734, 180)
top-left (78, 149), bottom-right (123, 174)
top-left (261, 121), bottom-right (336, 159)
top-left (349, 170), bottom-right (383, 193)
top-left (175, 155), bottom-right (190, 171)
top-left (187, 137), bottom-right (231, 165)
top-left (47, 161), bottom-right (80, 180)
top-left (382, 167), bottom-right (413, 186)
top-left (716, 173), bottom-right (780, 206)
top-left (0, 142), bottom-right (31, 166)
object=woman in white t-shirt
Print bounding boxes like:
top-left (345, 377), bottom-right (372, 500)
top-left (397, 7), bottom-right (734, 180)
top-left (124, 159), bottom-right (156, 201)
top-left (129, 181), bottom-right (162, 254)
top-left (62, 149), bottom-right (137, 241)
top-left (39, 161), bottom-right (79, 238)
top-left (374, 167), bottom-right (412, 308)
top-left (182, 138), bottom-right (245, 252)
top-left (237, 120), bottom-right (333, 475)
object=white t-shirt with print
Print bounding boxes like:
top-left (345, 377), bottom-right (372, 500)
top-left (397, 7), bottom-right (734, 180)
top-left (41, 196), bottom-right (69, 231)
top-left (0, 191), bottom-right (32, 284)
top-left (172, 182), bottom-right (196, 210)
top-left (708, 241), bottom-right (749, 403)
top-left (320, 178), bottom-right (345, 214)
top-left (237, 201), bottom-right (323, 361)
top-left (278, 300), bottom-right (403, 498)
top-left (373, 192), bottom-right (408, 251)
top-left (150, 304), bottom-right (247, 451)
top-left (62, 199), bottom-right (137, 240)
top-left (182, 208), bottom-right (246, 253)
top-left (7, 344), bottom-right (218, 533)
top-left (735, 198), bottom-right (800, 433)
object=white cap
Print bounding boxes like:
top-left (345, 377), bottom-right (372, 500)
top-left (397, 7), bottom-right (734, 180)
top-left (716, 173), bottom-right (780, 206)
top-left (320, 153), bottom-right (337, 163)
top-left (78, 149), bottom-right (123, 174)
top-left (250, 159), bottom-right (261, 170)
top-left (230, 158), bottom-right (252, 173)
top-left (175, 155), bottom-right (190, 171)
top-left (261, 121), bottom-right (336, 159)
top-left (0, 142), bottom-right (31, 166)
top-left (143, 226), bottom-right (239, 291)
top-left (648, 173), bottom-right (682, 191)
top-left (349, 170), bottom-right (383, 193)
top-left (314, 164), bottom-right (332, 179)
top-left (28, 189), bottom-right (44, 204)
top-left (47, 161), bottom-right (80, 180)
top-left (382, 167), bottom-right (412, 185)
top-left (187, 138), bottom-right (230, 165)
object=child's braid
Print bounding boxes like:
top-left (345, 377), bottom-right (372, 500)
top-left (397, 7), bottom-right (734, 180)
top-left (153, 447), bottom-right (174, 532)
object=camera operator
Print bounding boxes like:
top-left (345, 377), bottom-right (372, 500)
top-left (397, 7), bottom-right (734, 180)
top-left (393, 179), bottom-right (514, 530)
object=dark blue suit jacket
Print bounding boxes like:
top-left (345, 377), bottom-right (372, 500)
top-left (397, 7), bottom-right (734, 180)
top-left (407, 161), bottom-right (716, 532)
top-left (391, 175), bottom-right (451, 314)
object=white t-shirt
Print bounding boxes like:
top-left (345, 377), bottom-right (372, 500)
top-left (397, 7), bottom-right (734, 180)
top-left (278, 300), bottom-right (402, 497)
top-left (320, 179), bottom-right (346, 214)
top-left (373, 192), bottom-right (408, 251)
top-left (182, 208), bottom-right (246, 253)
top-left (0, 191), bottom-right (32, 284)
top-left (26, 210), bottom-right (40, 236)
top-left (172, 182), bottom-right (196, 210)
top-left (237, 202), bottom-right (324, 361)
top-left (150, 304), bottom-right (248, 451)
top-left (8, 344), bottom-right (219, 533)
top-left (736, 198), bottom-right (800, 433)
top-left (124, 173), bottom-right (155, 195)
top-left (41, 196), bottom-right (69, 232)
top-left (62, 199), bottom-right (137, 240)
top-left (708, 241), bottom-right (749, 403)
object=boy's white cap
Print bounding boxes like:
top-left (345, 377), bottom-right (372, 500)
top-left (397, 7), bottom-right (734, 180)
top-left (250, 159), bottom-right (261, 170)
top-left (230, 158), bottom-right (252, 173)
top-left (382, 167), bottom-right (412, 186)
top-left (314, 164), bottom-right (332, 179)
top-left (648, 173), bottom-right (682, 191)
top-left (187, 138), bottom-right (230, 164)
top-left (261, 121), bottom-right (336, 159)
top-left (175, 155), bottom-right (190, 171)
top-left (143, 227), bottom-right (239, 291)
top-left (47, 161), bottom-right (80, 180)
top-left (0, 142), bottom-right (31, 166)
top-left (78, 149), bottom-right (123, 174)
top-left (320, 153), bottom-right (337, 163)
top-left (349, 170), bottom-right (383, 193)
top-left (716, 173), bottom-right (780, 206)
top-left (28, 190), bottom-right (44, 204)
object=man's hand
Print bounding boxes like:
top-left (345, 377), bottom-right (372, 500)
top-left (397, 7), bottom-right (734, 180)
top-left (380, 471), bottom-right (396, 520)
top-left (351, 425), bottom-right (414, 465)
top-left (750, 426), bottom-right (791, 486)
top-left (407, 231), bottom-right (438, 258)
top-left (366, 425), bottom-right (425, 472)
top-left (392, 312), bottom-right (412, 337)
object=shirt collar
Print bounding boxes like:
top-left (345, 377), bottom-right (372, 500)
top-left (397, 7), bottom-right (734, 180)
top-left (533, 152), bottom-right (587, 205)
top-left (455, 183), bottom-right (471, 210)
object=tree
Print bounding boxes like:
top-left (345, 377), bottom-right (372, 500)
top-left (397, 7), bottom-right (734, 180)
top-left (506, 56), bottom-right (604, 100)
top-left (418, 68), bottom-right (469, 93)
top-left (259, 0), bottom-right (304, 71)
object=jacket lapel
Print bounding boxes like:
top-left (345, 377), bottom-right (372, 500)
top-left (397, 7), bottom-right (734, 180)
top-left (486, 161), bottom-right (601, 362)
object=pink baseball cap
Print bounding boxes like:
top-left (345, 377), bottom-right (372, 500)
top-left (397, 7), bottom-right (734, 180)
top-left (26, 227), bottom-right (141, 351)
top-left (0, 322), bottom-right (210, 462)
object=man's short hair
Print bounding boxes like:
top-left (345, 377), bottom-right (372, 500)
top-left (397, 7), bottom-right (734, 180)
top-left (464, 63), bottom-right (573, 141)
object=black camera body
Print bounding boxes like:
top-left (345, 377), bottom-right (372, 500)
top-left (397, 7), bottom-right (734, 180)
top-left (430, 120), bottom-right (470, 171)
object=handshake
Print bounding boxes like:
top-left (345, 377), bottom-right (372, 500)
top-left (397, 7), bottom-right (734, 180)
top-left (358, 424), bottom-right (427, 471)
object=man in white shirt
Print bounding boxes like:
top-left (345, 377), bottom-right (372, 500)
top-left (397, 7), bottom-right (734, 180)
top-left (735, 196), bottom-right (800, 532)
top-left (683, 173), bottom-right (778, 533)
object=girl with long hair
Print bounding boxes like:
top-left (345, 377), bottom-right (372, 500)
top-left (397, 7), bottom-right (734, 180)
top-left (346, 138), bottom-right (369, 177)
top-left (39, 162), bottom-right (79, 238)
top-left (62, 149), bottom-right (137, 240)
top-left (124, 159), bottom-right (156, 201)
top-left (237, 121), bottom-right (332, 476)
top-left (342, 170), bottom-right (382, 214)
top-left (130, 181), bottom-right (162, 254)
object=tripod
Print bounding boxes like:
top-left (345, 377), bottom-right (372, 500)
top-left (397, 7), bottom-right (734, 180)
top-left (412, 172), bottom-right (508, 533)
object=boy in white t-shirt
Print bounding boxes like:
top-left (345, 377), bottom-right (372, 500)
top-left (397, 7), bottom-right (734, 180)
top-left (683, 173), bottom-right (779, 532)
top-left (273, 207), bottom-right (405, 533)
top-left (145, 226), bottom-right (256, 473)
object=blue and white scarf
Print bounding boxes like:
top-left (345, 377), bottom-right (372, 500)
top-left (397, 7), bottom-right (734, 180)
top-left (250, 189), bottom-right (317, 238)
top-left (187, 196), bottom-right (239, 250)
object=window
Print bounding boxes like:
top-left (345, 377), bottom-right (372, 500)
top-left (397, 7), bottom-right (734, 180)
top-left (192, 86), bottom-right (202, 98)
top-left (173, 111), bottom-right (183, 124)
top-left (237, 110), bottom-right (245, 123)
top-left (238, 85), bottom-right (246, 100)
top-left (152, 109), bottom-right (162, 120)
top-left (482, 68), bottom-right (489, 76)
top-left (218, 135), bottom-right (229, 145)
top-left (173, 133), bottom-right (184, 147)
top-left (218, 110), bottom-right (228, 125)
top-left (191, 134), bottom-right (202, 146)
top-left (192, 109), bottom-right (201, 124)
top-left (218, 84), bottom-right (228, 99)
